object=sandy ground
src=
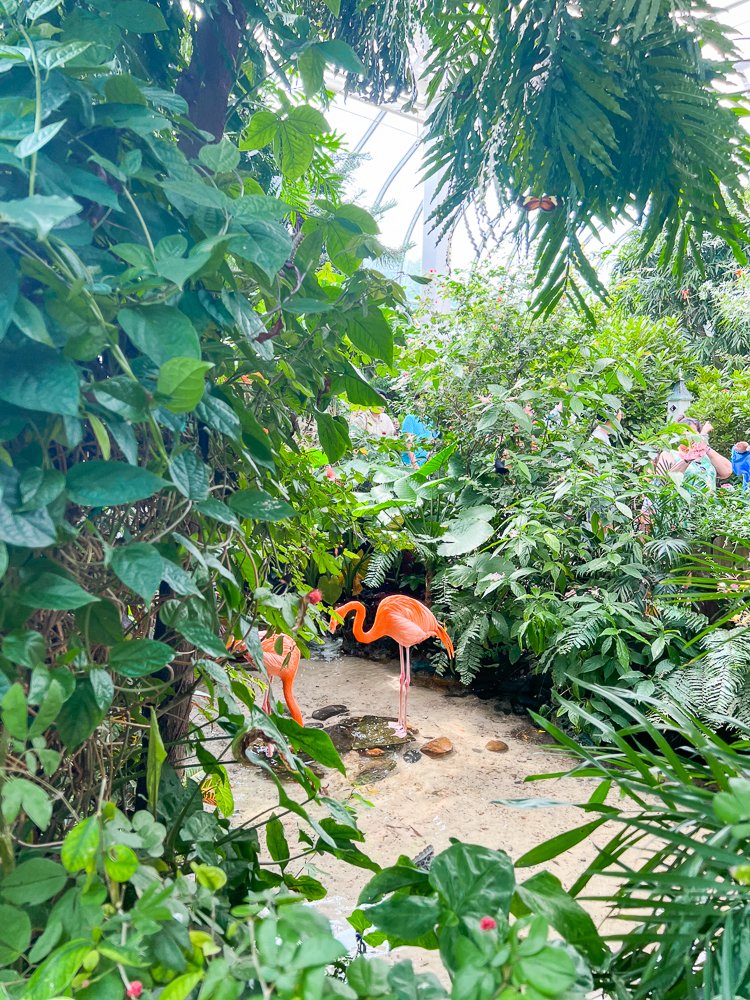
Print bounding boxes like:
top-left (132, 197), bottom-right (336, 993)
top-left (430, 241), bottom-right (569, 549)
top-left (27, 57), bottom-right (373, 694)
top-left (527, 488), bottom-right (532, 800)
top-left (229, 654), bottom-right (613, 978)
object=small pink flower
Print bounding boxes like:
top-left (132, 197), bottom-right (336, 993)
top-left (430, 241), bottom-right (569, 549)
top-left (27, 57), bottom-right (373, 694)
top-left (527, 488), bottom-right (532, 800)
top-left (126, 984), bottom-right (143, 999)
top-left (428, 268), bottom-right (437, 274)
top-left (308, 589), bottom-right (323, 605)
top-left (480, 916), bottom-right (496, 931)
top-left (325, 466), bottom-right (335, 480)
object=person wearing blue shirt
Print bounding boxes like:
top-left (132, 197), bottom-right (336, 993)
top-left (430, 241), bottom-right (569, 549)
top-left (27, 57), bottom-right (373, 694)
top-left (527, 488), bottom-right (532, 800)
top-left (401, 414), bottom-right (436, 468)
top-left (732, 440), bottom-right (750, 489)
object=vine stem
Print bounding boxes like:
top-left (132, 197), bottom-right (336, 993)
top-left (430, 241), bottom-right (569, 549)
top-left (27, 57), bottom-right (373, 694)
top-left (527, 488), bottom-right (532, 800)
top-left (18, 23), bottom-right (42, 197)
top-left (0, 730), bottom-right (15, 873)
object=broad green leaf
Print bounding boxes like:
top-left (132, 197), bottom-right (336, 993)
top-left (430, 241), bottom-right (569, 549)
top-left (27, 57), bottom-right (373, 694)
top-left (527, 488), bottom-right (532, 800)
top-left (39, 40), bottom-right (91, 70)
top-left (10, 295), bottom-right (51, 345)
top-left (347, 957), bottom-right (391, 996)
top-left (345, 309), bottom-right (393, 364)
top-left (110, 0), bottom-right (167, 31)
top-left (16, 572), bottom-right (96, 610)
top-left (61, 816), bottom-right (100, 873)
top-left (1, 777), bottom-right (52, 830)
top-left (0, 195), bottom-right (80, 238)
top-left (67, 460), bottom-right (166, 506)
top-left (195, 497), bottom-right (239, 527)
top-left (274, 716), bottom-right (345, 773)
top-left (26, 0), bottom-right (62, 19)
top-left (228, 488), bottom-right (294, 522)
top-left (18, 467), bottom-right (65, 510)
top-left (199, 138), bottom-right (240, 173)
top-left (517, 946), bottom-right (577, 995)
top-left (0, 501), bottom-right (57, 547)
top-left (0, 859), bottom-right (67, 905)
top-left (110, 542), bottom-right (164, 603)
top-left (358, 864), bottom-right (430, 905)
top-left (89, 668), bottom-right (114, 711)
top-left (24, 939), bottom-right (90, 999)
top-left (322, 0), bottom-right (340, 13)
top-left (156, 357), bottom-right (213, 413)
top-left (75, 601), bottom-right (123, 646)
top-left (429, 843), bottom-right (515, 917)
top-left (118, 306), bottom-right (201, 366)
top-left (513, 871), bottom-right (608, 966)
top-left (159, 971), bottom-right (204, 1000)
top-left (239, 110), bottom-right (278, 151)
top-left (2, 631), bottom-right (44, 668)
top-left (0, 541), bottom-right (7, 581)
top-left (0, 344), bottom-right (79, 415)
top-left (146, 707), bottom-right (167, 816)
top-left (0, 904), bottom-right (31, 966)
top-left (315, 410), bottom-right (351, 463)
top-left (88, 412), bottom-right (111, 459)
top-left (169, 451), bottom-right (210, 500)
top-left (436, 518), bottom-right (495, 557)
top-left (266, 815), bottom-right (290, 864)
top-left (1, 683), bottom-right (28, 739)
top-left (28, 678), bottom-right (64, 737)
top-left (56, 679), bottom-right (108, 750)
top-left (228, 220), bottom-right (292, 279)
top-left (104, 843), bottom-right (138, 882)
top-left (175, 621), bottom-right (227, 658)
top-left (366, 895), bottom-right (441, 942)
top-left (109, 638), bottom-right (174, 677)
top-left (15, 119), bottom-right (66, 159)
top-left (104, 73), bottom-right (146, 105)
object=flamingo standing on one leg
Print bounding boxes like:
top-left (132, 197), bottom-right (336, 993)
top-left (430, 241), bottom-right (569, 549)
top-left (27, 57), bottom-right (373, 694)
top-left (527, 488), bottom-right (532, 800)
top-left (329, 595), bottom-right (455, 737)
top-left (227, 633), bottom-right (303, 725)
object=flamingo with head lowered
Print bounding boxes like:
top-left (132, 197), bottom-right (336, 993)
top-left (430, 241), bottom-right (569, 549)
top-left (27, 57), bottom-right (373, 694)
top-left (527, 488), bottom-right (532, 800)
top-left (227, 632), bottom-right (303, 725)
top-left (330, 595), bottom-right (455, 737)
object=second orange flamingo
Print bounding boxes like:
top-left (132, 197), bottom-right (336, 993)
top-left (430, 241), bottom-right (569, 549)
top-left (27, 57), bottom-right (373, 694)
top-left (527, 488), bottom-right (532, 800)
top-left (330, 595), bottom-right (455, 737)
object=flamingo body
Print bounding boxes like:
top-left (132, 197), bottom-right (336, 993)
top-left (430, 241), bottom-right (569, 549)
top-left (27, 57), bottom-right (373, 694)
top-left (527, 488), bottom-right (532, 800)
top-left (330, 596), bottom-right (454, 735)
top-left (228, 634), bottom-right (303, 725)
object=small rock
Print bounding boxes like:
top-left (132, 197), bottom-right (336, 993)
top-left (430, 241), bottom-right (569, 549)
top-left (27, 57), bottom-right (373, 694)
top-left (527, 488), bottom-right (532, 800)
top-left (364, 748), bottom-right (385, 757)
top-left (352, 760), bottom-right (396, 785)
top-left (486, 739), bottom-right (509, 753)
top-left (306, 721), bottom-right (324, 729)
top-left (412, 845), bottom-right (434, 871)
top-left (312, 704), bottom-right (349, 721)
top-left (403, 748), bottom-right (422, 764)
top-left (421, 737), bottom-right (453, 757)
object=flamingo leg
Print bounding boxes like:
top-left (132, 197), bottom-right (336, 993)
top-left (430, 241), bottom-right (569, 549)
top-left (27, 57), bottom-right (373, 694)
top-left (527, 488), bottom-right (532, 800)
top-left (389, 646), bottom-right (407, 737)
top-left (261, 683), bottom-right (275, 757)
top-left (403, 646), bottom-right (411, 732)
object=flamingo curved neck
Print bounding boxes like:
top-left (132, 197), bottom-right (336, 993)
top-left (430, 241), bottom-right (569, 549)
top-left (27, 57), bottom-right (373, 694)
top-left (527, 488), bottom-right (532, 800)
top-left (336, 601), bottom-right (384, 643)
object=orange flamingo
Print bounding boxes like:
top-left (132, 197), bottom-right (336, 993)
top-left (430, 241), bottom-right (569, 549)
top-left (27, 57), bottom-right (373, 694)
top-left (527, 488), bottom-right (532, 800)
top-left (329, 595), bottom-right (455, 736)
top-left (227, 632), bottom-right (303, 725)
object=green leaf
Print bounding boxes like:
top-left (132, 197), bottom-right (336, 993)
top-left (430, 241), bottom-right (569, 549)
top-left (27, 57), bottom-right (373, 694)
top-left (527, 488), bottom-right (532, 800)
top-left (17, 572), bottom-right (96, 610)
top-left (228, 220), bottom-right (292, 279)
top-left (273, 716), bottom-right (345, 773)
top-left (199, 138), bottom-right (240, 173)
top-left (366, 895), bottom-right (441, 942)
top-left (56, 679), bottom-right (108, 749)
top-left (169, 451), bottom-right (210, 500)
top-left (88, 413), bottom-right (111, 459)
top-left (513, 871), bottom-right (608, 966)
top-left (104, 73), bottom-right (146, 105)
top-left (322, 0), bottom-right (340, 13)
top-left (118, 306), bottom-right (201, 366)
top-left (1, 683), bottom-right (27, 739)
top-left (109, 638), bottom-right (174, 677)
top-left (110, 0), bottom-right (167, 31)
top-left (239, 110), bottom-right (278, 151)
top-left (26, 0), bottom-right (62, 19)
top-left (436, 518), bottom-right (495, 557)
top-left (345, 309), bottom-right (393, 364)
top-left (0, 344), bottom-right (79, 415)
top-left (159, 971), bottom-right (204, 1000)
top-left (0, 195), bottom-right (80, 238)
top-left (76, 601), bottom-right (123, 646)
top-left (0, 502), bottom-right (56, 548)
top-left (67, 461), bottom-right (166, 506)
top-left (0, 904), bottom-right (31, 966)
top-left (358, 864), bottom-right (430, 905)
top-left (110, 542), bottom-right (164, 603)
top-left (156, 357), bottom-right (213, 413)
top-left (175, 621), bottom-right (227, 658)
top-left (429, 843), bottom-right (515, 918)
top-left (0, 859), bottom-right (67, 905)
top-left (517, 946), bottom-right (577, 996)
top-left (2, 631), bottom-right (44, 668)
top-left (40, 40), bottom-right (92, 70)
top-left (11, 295), bottom-right (51, 346)
top-left (104, 843), bottom-right (138, 882)
top-left (15, 119), bottom-right (66, 159)
top-left (61, 816), bottom-right (100, 873)
top-left (28, 678), bottom-right (64, 738)
top-left (195, 497), bottom-right (239, 527)
top-left (89, 668), bottom-right (114, 711)
top-left (347, 956), bottom-right (391, 995)
top-left (0, 248), bottom-right (18, 341)
top-left (315, 410), bottom-right (351, 463)
top-left (24, 939), bottom-right (90, 999)
top-left (228, 489), bottom-right (294, 522)
top-left (147, 707), bottom-right (167, 816)
top-left (266, 815), bottom-right (290, 864)
top-left (0, 541), bottom-right (9, 582)
top-left (515, 818), bottom-right (608, 868)
top-left (1, 777), bottom-right (52, 830)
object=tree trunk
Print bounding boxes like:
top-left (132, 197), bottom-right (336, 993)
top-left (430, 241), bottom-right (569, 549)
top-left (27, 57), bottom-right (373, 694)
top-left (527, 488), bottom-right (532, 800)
top-left (177, 0), bottom-right (246, 155)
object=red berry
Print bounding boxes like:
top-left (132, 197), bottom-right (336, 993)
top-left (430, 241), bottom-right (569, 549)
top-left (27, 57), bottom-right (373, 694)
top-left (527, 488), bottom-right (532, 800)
top-left (479, 916), bottom-right (496, 931)
top-left (308, 589), bottom-right (323, 605)
top-left (126, 983), bottom-right (143, 999)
